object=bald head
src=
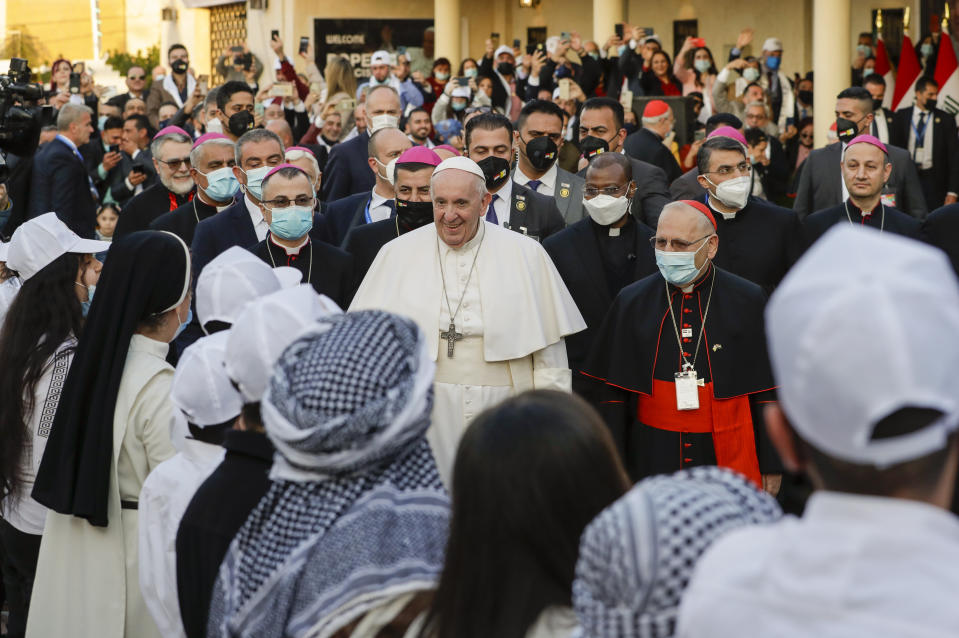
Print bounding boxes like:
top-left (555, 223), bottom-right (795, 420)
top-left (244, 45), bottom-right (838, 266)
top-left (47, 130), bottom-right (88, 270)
top-left (265, 118), bottom-right (294, 148)
top-left (368, 127), bottom-right (412, 162)
top-left (659, 201), bottom-right (716, 236)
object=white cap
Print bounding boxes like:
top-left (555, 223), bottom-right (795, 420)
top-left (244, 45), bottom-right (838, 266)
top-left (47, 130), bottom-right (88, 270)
top-left (494, 45), bottom-right (514, 60)
top-left (171, 331), bottom-right (242, 427)
top-left (767, 226), bottom-right (959, 467)
top-left (762, 37), bottom-right (783, 52)
top-left (640, 34), bottom-right (661, 46)
top-left (225, 284), bottom-right (342, 403)
top-left (7, 213), bottom-right (109, 280)
top-left (450, 85), bottom-right (471, 99)
top-left (432, 156), bottom-right (485, 182)
top-left (196, 246), bottom-right (301, 330)
top-left (370, 50), bottom-right (391, 66)
top-left (0, 241), bottom-right (9, 262)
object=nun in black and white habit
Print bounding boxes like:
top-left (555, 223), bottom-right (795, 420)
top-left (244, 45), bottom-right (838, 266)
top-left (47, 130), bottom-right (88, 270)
top-left (27, 231), bottom-right (194, 638)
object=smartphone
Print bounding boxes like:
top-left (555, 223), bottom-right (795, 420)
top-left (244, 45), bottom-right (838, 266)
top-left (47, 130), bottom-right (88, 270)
top-left (336, 98), bottom-right (356, 114)
top-left (130, 164), bottom-right (145, 175)
top-left (694, 129), bottom-right (706, 142)
top-left (619, 89), bottom-right (634, 109)
top-left (299, 36), bottom-right (310, 54)
top-left (559, 78), bottom-right (571, 100)
top-left (641, 27), bottom-right (654, 37)
top-left (615, 24), bottom-right (624, 39)
top-left (561, 31), bottom-right (571, 41)
top-left (69, 72), bottom-right (81, 94)
top-left (269, 82), bottom-right (294, 97)
top-left (108, 144), bottom-right (120, 153)
top-left (397, 46), bottom-right (407, 56)
top-left (536, 42), bottom-right (546, 52)
top-left (197, 74), bottom-right (209, 93)
top-left (456, 76), bottom-right (468, 87)
top-left (526, 44), bottom-right (536, 55)
top-left (72, 62), bottom-right (85, 73)
top-left (271, 30), bottom-right (280, 41)
top-left (254, 102), bottom-right (265, 117)
top-left (491, 32), bottom-right (500, 41)
top-left (691, 37), bottom-right (706, 48)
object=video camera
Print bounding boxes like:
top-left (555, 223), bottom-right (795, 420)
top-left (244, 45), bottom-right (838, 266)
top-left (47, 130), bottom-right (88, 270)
top-left (0, 57), bottom-right (45, 181)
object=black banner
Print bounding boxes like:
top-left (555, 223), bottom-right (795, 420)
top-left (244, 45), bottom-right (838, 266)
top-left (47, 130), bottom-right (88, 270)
top-left (314, 19), bottom-right (435, 79)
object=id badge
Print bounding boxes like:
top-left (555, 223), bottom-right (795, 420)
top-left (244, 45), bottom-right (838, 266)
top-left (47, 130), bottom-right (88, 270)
top-left (675, 371), bottom-right (700, 411)
top-left (880, 192), bottom-right (896, 207)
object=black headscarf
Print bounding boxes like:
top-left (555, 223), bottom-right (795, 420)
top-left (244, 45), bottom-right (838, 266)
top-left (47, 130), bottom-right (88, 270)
top-left (32, 231), bottom-right (191, 527)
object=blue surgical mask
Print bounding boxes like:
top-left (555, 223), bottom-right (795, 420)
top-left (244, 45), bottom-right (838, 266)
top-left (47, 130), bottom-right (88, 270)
top-left (856, 44), bottom-right (872, 57)
top-left (174, 307), bottom-right (192, 340)
top-left (742, 67), bottom-right (760, 82)
top-left (199, 166), bottom-right (240, 202)
top-left (765, 55), bottom-right (781, 71)
top-left (241, 166), bottom-right (272, 200)
top-left (451, 100), bottom-right (467, 112)
top-left (77, 282), bottom-right (95, 317)
top-left (694, 59), bottom-right (712, 73)
top-left (464, 68), bottom-right (478, 79)
top-left (269, 205), bottom-right (314, 240)
top-left (655, 238), bottom-right (711, 286)
top-left (921, 43), bottom-right (934, 58)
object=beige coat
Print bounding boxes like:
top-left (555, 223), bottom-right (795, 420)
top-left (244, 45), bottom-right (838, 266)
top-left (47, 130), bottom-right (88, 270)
top-left (26, 335), bottom-right (177, 638)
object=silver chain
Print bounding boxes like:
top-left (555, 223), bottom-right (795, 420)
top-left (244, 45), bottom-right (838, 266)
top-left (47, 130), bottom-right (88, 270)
top-left (267, 239), bottom-right (313, 284)
top-left (436, 223), bottom-right (485, 327)
top-left (665, 267), bottom-right (716, 372)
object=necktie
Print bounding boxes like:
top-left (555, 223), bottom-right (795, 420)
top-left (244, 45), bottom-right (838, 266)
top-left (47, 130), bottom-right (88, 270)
top-left (386, 199), bottom-right (395, 213)
top-left (915, 112), bottom-right (927, 161)
top-left (486, 194), bottom-right (499, 225)
top-left (70, 146), bottom-right (99, 201)
top-left (527, 179), bottom-right (542, 192)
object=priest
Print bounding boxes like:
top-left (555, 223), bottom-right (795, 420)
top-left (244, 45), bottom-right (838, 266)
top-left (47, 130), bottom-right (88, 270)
top-left (804, 135), bottom-right (920, 245)
top-left (583, 200), bottom-right (778, 489)
top-left (151, 133), bottom-right (239, 245)
top-left (351, 156), bottom-right (585, 482)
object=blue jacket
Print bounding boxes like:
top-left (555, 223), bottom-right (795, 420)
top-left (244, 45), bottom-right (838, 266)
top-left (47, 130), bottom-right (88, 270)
top-left (29, 137), bottom-right (98, 238)
top-left (191, 197), bottom-right (257, 280)
top-left (320, 132), bottom-right (374, 202)
top-left (322, 191), bottom-right (371, 248)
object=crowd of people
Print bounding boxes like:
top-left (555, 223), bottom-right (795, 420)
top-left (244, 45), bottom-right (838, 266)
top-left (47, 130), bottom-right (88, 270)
top-left (0, 17), bottom-right (958, 638)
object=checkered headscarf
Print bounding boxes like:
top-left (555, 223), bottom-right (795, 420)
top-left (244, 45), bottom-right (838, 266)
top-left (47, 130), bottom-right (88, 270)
top-left (207, 311), bottom-right (448, 638)
top-left (573, 467), bottom-right (782, 638)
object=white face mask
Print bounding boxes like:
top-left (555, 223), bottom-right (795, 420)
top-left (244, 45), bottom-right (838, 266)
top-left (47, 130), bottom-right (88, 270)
top-left (706, 175), bottom-right (751, 210)
top-left (205, 117), bottom-right (223, 134)
top-left (583, 193), bottom-right (630, 226)
top-left (375, 157), bottom-right (398, 185)
top-left (368, 113), bottom-right (399, 135)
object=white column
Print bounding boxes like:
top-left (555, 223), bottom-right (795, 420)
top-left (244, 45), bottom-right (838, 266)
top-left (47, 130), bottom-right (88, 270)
top-left (435, 0), bottom-right (461, 63)
top-left (592, 0), bottom-right (623, 47)
top-left (813, 0), bottom-right (850, 148)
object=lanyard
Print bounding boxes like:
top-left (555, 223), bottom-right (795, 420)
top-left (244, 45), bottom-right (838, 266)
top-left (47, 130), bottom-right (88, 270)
top-left (665, 268), bottom-right (716, 373)
top-left (911, 112), bottom-right (929, 156)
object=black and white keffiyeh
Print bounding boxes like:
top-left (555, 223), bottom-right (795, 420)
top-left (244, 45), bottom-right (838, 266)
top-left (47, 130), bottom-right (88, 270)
top-left (572, 467), bottom-right (782, 638)
top-left (207, 310), bottom-right (448, 638)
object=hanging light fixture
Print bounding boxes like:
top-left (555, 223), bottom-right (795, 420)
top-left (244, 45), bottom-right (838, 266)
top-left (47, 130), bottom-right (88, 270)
top-left (518, 0), bottom-right (541, 8)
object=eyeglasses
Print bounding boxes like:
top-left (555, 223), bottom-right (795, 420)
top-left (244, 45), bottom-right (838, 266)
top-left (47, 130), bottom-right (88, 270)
top-left (703, 161), bottom-right (751, 177)
top-left (584, 184), bottom-right (628, 198)
top-left (649, 233), bottom-right (713, 251)
top-left (157, 157), bottom-right (191, 169)
top-left (128, 75), bottom-right (145, 80)
top-left (262, 195), bottom-right (315, 209)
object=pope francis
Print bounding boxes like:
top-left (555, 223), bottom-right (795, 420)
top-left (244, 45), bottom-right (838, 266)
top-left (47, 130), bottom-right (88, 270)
top-left (351, 156), bottom-right (585, 482)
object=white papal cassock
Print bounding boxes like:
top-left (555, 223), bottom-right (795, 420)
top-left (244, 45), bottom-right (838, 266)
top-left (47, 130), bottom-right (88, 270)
top-left (351, 221), bottom-right (586, 482)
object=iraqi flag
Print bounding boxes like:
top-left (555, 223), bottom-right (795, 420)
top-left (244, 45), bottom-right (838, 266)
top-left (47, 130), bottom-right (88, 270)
top-left (892, 34), bottom-right (922, 110)
top-left (875, 37), bottom-right (896, 109)
top-left (934, 34), bottom-right (959, 122)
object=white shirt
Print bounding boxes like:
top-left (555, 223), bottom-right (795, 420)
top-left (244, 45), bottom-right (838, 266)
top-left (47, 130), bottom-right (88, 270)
top-left (872, 112), bottom-right (890, 144)
top-left (514, 162), bottom-right (558, 197)
top-left (908, 106), bottom-right (934, 170)
top-left (245, 194), bottom-right (269, 241)
top-left (124, 148), bottom-right (147, 195)
top-left (368, 188), bottom-right (394, 223)
top-left (0, 276), bottom-right (21, 327)
top-left (488, 178), bottom-right (513, 227)
top-left (1, 340), bottom-right (75, 535)
top-left (139, 439), bottom-right (226, 638)
top-left (677, 491), bottom-right (959, 638)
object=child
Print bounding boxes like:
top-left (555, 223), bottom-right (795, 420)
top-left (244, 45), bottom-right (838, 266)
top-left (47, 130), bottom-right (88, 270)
top-left (95, 205), bottom-right (119, 242)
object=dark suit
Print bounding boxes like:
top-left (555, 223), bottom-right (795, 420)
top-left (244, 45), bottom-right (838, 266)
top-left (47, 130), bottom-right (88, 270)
top-left (342, 217), bottom-right (399, 290)
top-left (248, 233), bottom-right (355, 309)
top-left (114, 182), bottom-right (192, 241)
top-left (322, 191), bottom-right (377, 247)
top-left (150, 197), bottom-right (218, 246)
top-left (921, 203), bottom-right (959, 275)
top-left (320, 131), bottom-right (373, 202)
top-left (514, 166), bottom-right (586, 225)
top-left (28, 136), bottom-right (97, 238)
top-left (804, 201), bottom-right (921, 245)
top-left (890, 106), bottom-right (959, 210)
top-left (870, 107), bottom-right (895, 144)
top-left (110, 148), bottom-right (157, 207)
top-left (478, 56), bottom-right (526, 115)
top-left (543, 217), bottom-right (657, 380)
top-left (670, 167), bottom-right (706, 200)
top-left (191, 198), bottom-right (258, 279)
top-left (78, 139), bottom-right (122, 200)
top-left (577, 156), bottom-right (671, 229)
top-left (497, 182), bottom-right (565, 241)
top-left (623, 128), bottom-right (682, 185)
top-left (792, 142), bottom-right (926, 220)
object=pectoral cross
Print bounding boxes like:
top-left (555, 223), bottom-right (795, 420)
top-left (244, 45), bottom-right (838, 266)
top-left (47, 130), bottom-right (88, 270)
top-left (440, 322), bottom-right (463, 358)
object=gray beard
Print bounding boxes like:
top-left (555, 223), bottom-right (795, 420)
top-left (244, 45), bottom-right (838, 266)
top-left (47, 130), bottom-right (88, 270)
top-left (162, 174), bottom-right (195, 195)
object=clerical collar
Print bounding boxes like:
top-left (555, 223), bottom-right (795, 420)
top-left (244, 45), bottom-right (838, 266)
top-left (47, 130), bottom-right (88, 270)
top-left (672, 263), bottom-right (714, 294)
top-left (846, 198), bottom-right (880, 216)
top-left (269, 234), bottom-right (309, 255)
top-left (706, 195), bottom-right (739, 220)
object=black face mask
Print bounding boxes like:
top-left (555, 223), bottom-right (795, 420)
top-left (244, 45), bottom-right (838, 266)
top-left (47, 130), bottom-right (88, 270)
top-left (580, 135), bottom-right (611, 161)
top-left (476, 155), bottom-right (511, 190)
top-left (227, 111), bottom-right (255, 138)
top-left (924, 98), bottom-right (938, 112)
top-left (171, 59), bottom-right (188, 75)
top-left (395, 199), bottom-right (434, 232)
top-left (836, 117), bottom-right (860, 144)
top-left (523, 135), bottom-right (558, 171)
top-left (496, 62), bottom-right (515, 76)
top-left (798, 90), bottom-right (813, 105)
top-left (872, 98), bottom-right (883, 113)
